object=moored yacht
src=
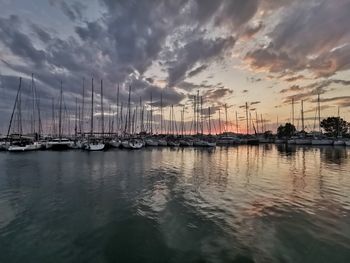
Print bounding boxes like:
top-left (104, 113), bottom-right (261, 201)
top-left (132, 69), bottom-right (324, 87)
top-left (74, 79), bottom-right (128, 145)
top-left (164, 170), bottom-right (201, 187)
top-left (129, 138), bottom-right (144, 149)
top-left (295, 138), bottom-right (312, 145)
top-left (46, 138), bottom-right (74, 150)
top-left (8, 140), bottom-right (43, 152)
top-left (108, 138), bottom-right (122, 148)
top-left (311, 137), bottom-right (333, 145)
top-left (179, 138), bottom-right (193, 146)
top-left (145, 138), bottom-right (159, 146)
top-left (334, 139), bottom-right (345, 146)
top-left (158, 139), bottom-right (168, 146)
top-left (85, 137), bottom-right (105, 151)
top-left (217, 136), bottom-right (240, 145)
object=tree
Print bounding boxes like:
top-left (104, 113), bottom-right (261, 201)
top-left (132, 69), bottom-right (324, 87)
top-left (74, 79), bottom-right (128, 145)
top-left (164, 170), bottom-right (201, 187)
top-left (320, 117), bottom-right (349, 137)
top-left (277, 123), bottom-right (296, 138)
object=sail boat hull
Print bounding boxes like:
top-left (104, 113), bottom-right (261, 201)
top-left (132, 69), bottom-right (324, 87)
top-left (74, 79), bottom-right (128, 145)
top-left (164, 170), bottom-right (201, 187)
top-left (86, 143), bottom-right (105, 151)
top-left (311, 139), bottom-right (333, 145)
top-left (8, 142), bottom-right (43, 152)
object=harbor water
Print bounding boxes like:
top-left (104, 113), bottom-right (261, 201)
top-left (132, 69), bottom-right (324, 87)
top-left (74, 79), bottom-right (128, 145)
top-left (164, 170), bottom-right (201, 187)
top-left (0, 145), bottom-right (350, 262)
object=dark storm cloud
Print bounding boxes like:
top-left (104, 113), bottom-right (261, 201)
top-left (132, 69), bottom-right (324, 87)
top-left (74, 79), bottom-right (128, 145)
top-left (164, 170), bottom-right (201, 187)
top-left (202, 87), bottom-right (233, 103)
top-left (215, 0), bottom-right (259, 27)
top-left (30, 24), bottom-right (52, 43)
top-left (0, 15), bottom-right (46, 66)
top-left (50, 0), bottom-right (87, 21)
top-left (166, 36), bottom-right (236, 86)
top-left (187, 64), bottom-right (208, 78)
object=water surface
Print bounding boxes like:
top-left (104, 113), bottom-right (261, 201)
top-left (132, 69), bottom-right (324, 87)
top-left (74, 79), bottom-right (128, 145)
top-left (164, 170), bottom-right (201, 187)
top-left (0, 145), bottom-right (350, 262)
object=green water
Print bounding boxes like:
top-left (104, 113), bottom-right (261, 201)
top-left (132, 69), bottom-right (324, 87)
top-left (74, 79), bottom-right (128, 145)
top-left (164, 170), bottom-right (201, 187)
top-left (0, 145), bottom-right (350, 262)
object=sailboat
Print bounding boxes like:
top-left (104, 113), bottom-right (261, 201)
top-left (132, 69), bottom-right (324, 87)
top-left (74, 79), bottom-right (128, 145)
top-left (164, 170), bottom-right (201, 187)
top-left (311, 94), bottom-right (333, 145)
top-left (295, 100), bottom-right (312, 145)
top-left (46, 81), bottom-right (74, 150)
top-left (333, 107), bottom-right (346, 146)
top-left (85, 78), bottom-right (105, 151)
top-left (0, 136), bottom-right (9, 151)
top-left (7, 77), bottom-right (44, 152)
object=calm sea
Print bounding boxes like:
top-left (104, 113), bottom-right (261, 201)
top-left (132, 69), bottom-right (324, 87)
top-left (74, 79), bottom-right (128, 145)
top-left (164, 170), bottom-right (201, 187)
top-left (0, 145), bottom-right (349, 263)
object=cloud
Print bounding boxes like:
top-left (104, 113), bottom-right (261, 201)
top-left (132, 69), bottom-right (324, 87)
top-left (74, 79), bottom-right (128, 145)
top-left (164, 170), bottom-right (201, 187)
top-left (311, 96), bottom-right (350, 108)
top-left (187, 64), bottom-right (208, 78)
top-left (241, 21), bottom-right (263, 39)
top-left (283, 74), bottom-right (305, 82)
top-left (280, 85), bottom-right (302, 94)
top-left (166, 36), bottom-right (236, 86)
top-left (204, 87), bottom-right (233, 100)
top-left (282, 79), bottom-right (350, 103)
top-left (244, 0), bottom-right (350, 77)
top-left (0, 15), bottom-right (46, 67)
top-left (250, 101), bottom-right (261, 105)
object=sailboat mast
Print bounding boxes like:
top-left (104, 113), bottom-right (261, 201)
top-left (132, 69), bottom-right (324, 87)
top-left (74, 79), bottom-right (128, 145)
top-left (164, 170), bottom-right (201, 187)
top-left (218, 108), bottom-right (221, 134)
top-left (100, 80), bottom-right (104, 137)
top-left (127, 85), bottom-right (131, 135)
top-left (245, 102), bottom-right (249, 135)
top-left (200, 96), bottom-right (203, 135)
top-left (225, 104), bottom-right (228, 133)
top-left (337, 106), bottom-right (340, 138)
top-left (31, 73), bottom-right (36, 134)
top-left (292, 97), bottom-right (295, 127)
top-left (75, 97), bottom-right (78, 139)
top-left (255, 111), bottom-right (259, 134)
top-left (208, 107), bottom-right (211, 135)
top-left (236, 111), bottom-right (239, 134)
top-left (160, 93), bottom-right (163, 134)
top-left (59, 81), bottom-right (63, 139)
top-left (81, 78), bottom-right (85, 135)
top-left (35, 81), bottom-right (42, 137)
top-left (150, 93), bottom-right (153, 135)
top-left (52, 98), bottom-right (55, 136)
top-left (90, 78), bottom-right (94, 136)
top-left (7, 77), bottom-right (22, 137)
top-left (318, 93), bottom-right (321, 133)
top-left (193, 95), bottom-right (196, 135)
top-left (301, 100), bottom-right (305, 132)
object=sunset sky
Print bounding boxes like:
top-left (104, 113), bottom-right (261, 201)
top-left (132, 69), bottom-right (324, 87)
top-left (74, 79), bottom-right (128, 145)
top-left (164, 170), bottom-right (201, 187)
top-left (0, 0), bottom-right (349, 134)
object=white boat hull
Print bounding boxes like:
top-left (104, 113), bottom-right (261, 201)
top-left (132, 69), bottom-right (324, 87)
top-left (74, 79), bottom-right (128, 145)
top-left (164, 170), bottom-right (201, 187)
top-left (8, 142), bottom-right (43, 152)
top-left (334, 140), bottom-right (345, 146)
top-left (129, 140), bottom-right (143, 149)
top-left (121, 140), bottom-right (131, 149)
top-left (109, 140), bottom-right (121, 148)
top-left (86, 143), bottom-right (105, 151)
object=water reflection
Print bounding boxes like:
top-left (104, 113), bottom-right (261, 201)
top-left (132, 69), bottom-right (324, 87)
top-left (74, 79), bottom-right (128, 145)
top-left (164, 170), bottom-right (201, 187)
top-left (0, 146), bottom-right (349, 262)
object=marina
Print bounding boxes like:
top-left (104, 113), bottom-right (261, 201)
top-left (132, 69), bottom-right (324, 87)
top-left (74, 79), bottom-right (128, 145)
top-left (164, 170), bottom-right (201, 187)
top-left (1, 77), bottom-right (349, 152)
